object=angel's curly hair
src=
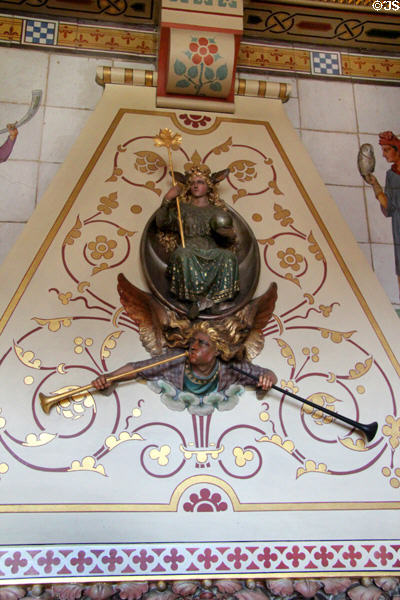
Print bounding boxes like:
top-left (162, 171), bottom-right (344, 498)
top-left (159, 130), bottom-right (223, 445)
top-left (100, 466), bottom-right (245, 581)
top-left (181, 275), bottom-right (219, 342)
top-left (164, 316), bottom-right (251, 362)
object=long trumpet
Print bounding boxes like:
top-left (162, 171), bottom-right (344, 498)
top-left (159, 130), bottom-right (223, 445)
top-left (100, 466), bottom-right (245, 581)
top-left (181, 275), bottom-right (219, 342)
top-left (230, 365), bottom-right (378, 442)
top-left (40, 352), bottom-right (188, 414)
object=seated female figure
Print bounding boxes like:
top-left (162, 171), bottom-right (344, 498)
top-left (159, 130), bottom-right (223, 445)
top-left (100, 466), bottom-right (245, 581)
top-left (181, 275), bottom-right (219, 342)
top-left (155, 167), bottom-right (239, 318)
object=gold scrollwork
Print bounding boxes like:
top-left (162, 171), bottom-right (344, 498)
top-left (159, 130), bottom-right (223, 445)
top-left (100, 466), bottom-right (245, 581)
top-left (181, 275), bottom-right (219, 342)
top-left (32, 317), bottom-right (72, 332)
top-left (256, 434), bottom-right (295, 454)
top-left (63, 216), bottom-right (82, 246)
top-left (105, 431), bottom-right (144, 450)
top-left (68, 456), bottom-right (105, 476)
top-left (180, 444), bottom-right (224, 464)
top-left (319, 328), bottom-right (356, 343)
top-left (13, 342), bottom-right (41, 369)
top-left (275, 339), bottom-right (296, 368)
top-left (101, 331), bottom-right (123, 359)
top-left (296, 460), bottom-right (330, 478)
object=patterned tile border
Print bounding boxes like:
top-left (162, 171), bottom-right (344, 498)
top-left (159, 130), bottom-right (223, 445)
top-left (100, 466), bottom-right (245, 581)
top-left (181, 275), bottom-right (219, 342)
top-left (0, 540), bottom-right (399, 580)
top-left (0, 14), bottom-right (400, 83)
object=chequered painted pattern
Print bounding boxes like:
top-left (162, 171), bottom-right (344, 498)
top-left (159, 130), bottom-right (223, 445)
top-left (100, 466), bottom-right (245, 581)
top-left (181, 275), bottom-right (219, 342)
top-left (311, 51), bottom-right (341, 75)
top-left (24, 19), bottom-right (56, 45)
top-left (0, 540), bottom-right (399, 579)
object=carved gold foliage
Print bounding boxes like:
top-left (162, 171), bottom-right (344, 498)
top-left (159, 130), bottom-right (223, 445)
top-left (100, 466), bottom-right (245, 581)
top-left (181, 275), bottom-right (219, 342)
top-left (0, 463), bottom-right (8, 475)
top-left (274, 203), bottom-right (293, 227)
top-left (63, 216), bottom-right (82, 246)
top-left (13, 342), bottom-right (41, 369)
top-left (32, 317), bottom-right (72, 332)
top-left (134, 151), bottom-right (166, 175)
top-left (97, 191), bottom-right (118, 214)
top-left (348, 357), bottom-right (373, 379)
top-left (232, 188), bottom-right (247, 203)
top-left (144, 181), bottom-right (161, 196)
top-left (319, 328), bottom-right (356, 343)
top-left (23, 433), bottom-right (57, 446)
top-left (105, 431), bottom-right (144, 450)
top-left (256, 434), bottom-right (295, 454)
top-left (296, 460), bottom-right (329, 478)
top-left (268, 180), bottom-right (283, 195)
top-left (154, 128), bottom-right (182, 150)
top-left (105, 167), bottom-right (123, 182)
top-left (275, 339), bottom-right (296, 367)
top-left (308, 232), bottom-right (324, 261)
top-left (229, 160), bottom-right (257, 182)
top-left (233, 447), bottom-right (254, 466)
top-left (101, 331), bottom-right (123, 359)
top-left (149, 445), bottom-right (171, 466)
top-left (212, 136), bottom-right (232, 155)
top-left (339, 437), bottom-right (368, 451)
top-left (68, 456), bottom-right (105, 476)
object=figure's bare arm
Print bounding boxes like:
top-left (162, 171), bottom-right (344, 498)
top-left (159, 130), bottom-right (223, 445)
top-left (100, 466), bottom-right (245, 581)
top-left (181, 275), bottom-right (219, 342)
top-left (92, 363), bottom-right (137, 390)
top-left (365, 173), bottom-right (388, 211)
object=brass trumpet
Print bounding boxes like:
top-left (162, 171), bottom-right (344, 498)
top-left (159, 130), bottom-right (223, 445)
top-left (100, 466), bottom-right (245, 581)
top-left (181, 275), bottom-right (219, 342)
top-left (230, 365), bottom-right (378, 442)
top-left (39, 351), bottom-right (188, 414)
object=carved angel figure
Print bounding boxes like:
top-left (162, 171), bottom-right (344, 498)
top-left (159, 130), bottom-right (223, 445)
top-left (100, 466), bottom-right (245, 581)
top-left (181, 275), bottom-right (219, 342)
top-left (91, 274), bottom-right (278, 416)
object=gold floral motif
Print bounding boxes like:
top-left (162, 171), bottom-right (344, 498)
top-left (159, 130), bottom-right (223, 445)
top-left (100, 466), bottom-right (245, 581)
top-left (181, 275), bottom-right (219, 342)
top-left (232, 189), bottom-right (247, 203)
top-left (276, 339), bottom-right (296, 367)
top-left (302, 392), bottom-right (338, 425)
top-left (340, 437), bottom-right (368, 451)
top-left (101, 331), bottom-right (123, 359)
top-left (233, 447), bottom-right (254, 467)
top-left (257, 237), bottom-right (275, 245)
top-left (382, 415), bottom-right (400, 449)
top-left (88, 235), bottom-right (117, 260)
top-left (22, 433), bottom-right (57, 447)
top-left (348, 357), bottom-right (373, 379)
top-left (382, 466), bottom-right (400, 489)
top-left (280, 379), bottom-right (299, 394)
top-left (149, 445), bottom-right (171, 466)
top-left (268, 180), bottom-right (283, 195)
top-left (319, 328), bottom-right (356, 343)
top-left (63, 216), bottom-right (82, 246)
top-left (33, 317), bottom-right (72, 332)
top-left (77, 281), bottom-right (90, 292)
top-left (117, 227), bottom-right (136, 237)
top-left (308, 232), bottom-right (324, 261)
top-left (92, 263), bottom-right (109, 275)
top-left (13, 343), bottom-right (41, 369)
top-left (105, 166), bottom-right (123, 182)
top-left (105, 431), bottom-right (144, 450)
top-left (297, 460), bottom-right (329, 478)
top-left (274, 203), bottom-right (293, 227)
top-left (184, 150), bottom-right (202, 172)
top-left (256, 434), bottom-right (295, 454)
top-left (68, 456), bottom-right (105, 476)
top-left (212, 137), bottom-right (232, 156)
top-left (0, 409), bottom-right (5, 429)
top-left (277, 247), bottom-right (304, 272)
top-left (229, 160), bottom-right (257, 182)
top-left (319, 304), bottom-right (333, 316)
top-left (0, 463), bottom-right (8, 475)
top-left (285, 273), bottom-right (301, 287)
top-left (97, 192), bottom-right (118, 214)
top-left (302, 346), bottom-right (319, 362)
top-left (134, 151), bottom-right (165, 174)
top-left (144, 181), bottom-right (161, 196)
top-left (304, 293), bottom-right (315, 304)
top-left (58, 292), bottom-right (72, 305)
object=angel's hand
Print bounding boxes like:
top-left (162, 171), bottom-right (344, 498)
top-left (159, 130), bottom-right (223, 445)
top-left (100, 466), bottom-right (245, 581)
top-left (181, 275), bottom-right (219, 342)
top-left (257, 373), bottom-right (276, 392)
top-left (92, 374), bottom-right (111, 390)
top-left (163, 184), bottom-right (182, 204)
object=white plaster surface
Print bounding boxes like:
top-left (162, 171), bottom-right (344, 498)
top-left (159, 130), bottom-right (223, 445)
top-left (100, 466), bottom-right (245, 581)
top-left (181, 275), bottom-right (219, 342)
top-left (354, 83), bottom-right (400, 134)
top-left (298, 78), bottom-right (357, 132)
top-left (301, 130), bottom-right (360, 186)
top-left (326, 185), bottom-right (369, 243)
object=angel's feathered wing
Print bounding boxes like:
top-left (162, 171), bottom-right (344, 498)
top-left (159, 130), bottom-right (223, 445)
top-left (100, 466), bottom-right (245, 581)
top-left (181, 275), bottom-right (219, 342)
top-left (117, 273), bottom-right (175, 356)
top-left (238, 282), bottom-right (278, 360)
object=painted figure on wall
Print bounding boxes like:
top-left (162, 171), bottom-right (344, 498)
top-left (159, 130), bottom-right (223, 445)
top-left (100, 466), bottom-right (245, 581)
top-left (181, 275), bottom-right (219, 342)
top-left (0, 124), bottom-right (18, 163)
top-left (155, 165), bottom-right (239, 319)
top-left (365, 131), bottom-right (400, 298)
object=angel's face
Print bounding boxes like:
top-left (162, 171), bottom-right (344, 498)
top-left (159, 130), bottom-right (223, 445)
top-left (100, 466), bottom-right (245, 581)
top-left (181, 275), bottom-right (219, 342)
top-left (189, 176), bottom-right (209, 199)
top-left (188, 332), bottom-right (217, 368)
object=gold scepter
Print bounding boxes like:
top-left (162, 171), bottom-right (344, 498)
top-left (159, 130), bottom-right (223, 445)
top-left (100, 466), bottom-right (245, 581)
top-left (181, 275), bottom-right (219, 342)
top-left (40, 351), bottom-right (188, 414)
top-left (154, 128), bottom-right (185, 248)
